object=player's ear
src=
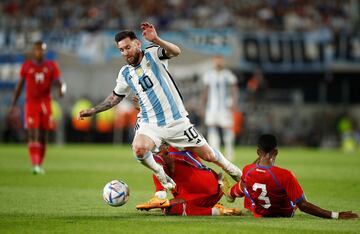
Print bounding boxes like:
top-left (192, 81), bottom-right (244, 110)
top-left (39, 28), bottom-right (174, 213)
top-left (257, 149), bottom-right (261, 157)
top-left (273, 149), bottom-right (278, 157)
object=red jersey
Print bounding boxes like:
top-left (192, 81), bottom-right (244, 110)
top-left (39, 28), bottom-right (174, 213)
top-left (241, 163), bottom-right (304, 217)
top-left (20, 60), bottom-right (60, 103)
top-left (153, 149), bottom-right (221, 207)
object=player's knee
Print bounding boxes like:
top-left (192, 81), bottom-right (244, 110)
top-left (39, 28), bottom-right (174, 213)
top-left (132, 143), bottom-right (147, 157)
top-left (132, 145), bottom-right (143, 157)
top-left (194, 145), bottom-right (217, 162)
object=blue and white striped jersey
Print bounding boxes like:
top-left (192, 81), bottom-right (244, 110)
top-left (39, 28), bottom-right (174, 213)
top-left (113, 46), bottom-right (188, 126)
top-left (202, 69), bottom-right (237, 112)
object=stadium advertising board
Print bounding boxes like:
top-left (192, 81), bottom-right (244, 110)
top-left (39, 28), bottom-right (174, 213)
top-left (0, 29), bottom-right (359, 71)
top-left (238, 31), bottom-right (360, 72)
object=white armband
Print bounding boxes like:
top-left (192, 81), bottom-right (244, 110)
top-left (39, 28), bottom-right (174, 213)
top-left (331, 211), bottom-right (339, 219)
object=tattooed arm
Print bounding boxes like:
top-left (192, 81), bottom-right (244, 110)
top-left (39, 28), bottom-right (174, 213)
top-left (78, 92), bottom-right (124, 119)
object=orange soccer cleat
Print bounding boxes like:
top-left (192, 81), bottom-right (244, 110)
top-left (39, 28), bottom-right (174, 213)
top-left (213, 203), bottom-right (242, 216)
top-left (136, 196), bottom-right (171, 211)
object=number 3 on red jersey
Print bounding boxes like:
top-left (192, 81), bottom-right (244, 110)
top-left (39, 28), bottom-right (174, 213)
top-left (253, 183), bottom-right (271, 209)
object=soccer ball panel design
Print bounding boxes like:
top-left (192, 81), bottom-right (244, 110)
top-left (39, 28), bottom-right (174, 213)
top-left (103, 180), bottom-right (129, 207)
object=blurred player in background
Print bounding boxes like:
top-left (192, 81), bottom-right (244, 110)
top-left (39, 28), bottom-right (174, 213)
top-left (9, 41), bottom-right (66, 174)
top-left (222, 134), bottom-right (358, 219)
top-left (78, 22), bottom-right (242, 190)
top-left (136, 145), bottom-right (240, 216)
top-left (202, 55), bottom-right (238, 161)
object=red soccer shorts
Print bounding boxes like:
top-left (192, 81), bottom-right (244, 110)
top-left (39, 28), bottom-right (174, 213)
top-left (25, 101), bottom-right (54, 130)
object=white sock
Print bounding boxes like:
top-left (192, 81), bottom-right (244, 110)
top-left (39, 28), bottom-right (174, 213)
top-left (155, 190), bottom-right (167, 199)
top-left (211, 147), bottom-right (242, 179)
top-left (136, 151), bottom-right (162, 173)
top-left (211, 207), bottom-right (220, 216)
top-left (136, 151), bottom-right (175, 189)
top-left (211, 147), bottom-right (230, 169)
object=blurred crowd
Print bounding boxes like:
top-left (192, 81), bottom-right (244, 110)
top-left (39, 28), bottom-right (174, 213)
top-left (1, 0), bottom-right (357, 33)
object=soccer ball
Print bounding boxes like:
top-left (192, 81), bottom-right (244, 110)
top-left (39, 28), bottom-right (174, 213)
top-left (103, 180), bottom-right (130, 207)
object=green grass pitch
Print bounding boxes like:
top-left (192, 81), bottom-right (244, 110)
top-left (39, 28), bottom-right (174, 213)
top-left (0, 144), bottom-right (359, 233)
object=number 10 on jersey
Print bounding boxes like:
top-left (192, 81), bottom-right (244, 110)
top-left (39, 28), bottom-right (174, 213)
top-left (138, 76), bottom-right (153, 91)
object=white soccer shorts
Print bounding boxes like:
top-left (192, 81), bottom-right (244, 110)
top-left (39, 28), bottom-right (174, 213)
top-left (135, 117), bottom-right (206, 149)
top-left (205, 110), bottom-right (233, 128)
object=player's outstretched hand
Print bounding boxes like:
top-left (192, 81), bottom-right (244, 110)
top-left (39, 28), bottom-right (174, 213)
top-left (78, 108), bottom-right (95, 120)
top-left (339, 211), bottom-right (358, 219)
top-left (141, 22), bottom-right (158, 42)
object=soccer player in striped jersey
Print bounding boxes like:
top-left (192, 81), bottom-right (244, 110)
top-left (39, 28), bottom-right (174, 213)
top-left (78, 22), bottom-right (242, 190)
top-left (222, 134), bottom-right (358, 219)
top-left (202, 55), bottom-right (238, 161)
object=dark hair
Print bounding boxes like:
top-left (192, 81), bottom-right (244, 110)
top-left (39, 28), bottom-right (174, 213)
top-left (258, 134), bottom-right (277, 153)
top-left (34, 40), bottom-right (45, 47)
top-left (114, 30), bottom-right (138, 43)
top-left (33, 40), bottom-right (47, 50)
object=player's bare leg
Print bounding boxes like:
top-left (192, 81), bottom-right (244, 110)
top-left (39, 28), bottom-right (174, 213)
top-left (132, 134), bottom-right (175, 190)
top-left (186, 143), bottom-right (242, 181)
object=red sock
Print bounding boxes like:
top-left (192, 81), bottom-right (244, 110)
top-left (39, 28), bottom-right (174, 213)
top-left (230, 182), bottom-right (244, 198)
top-left (28, 142), bottom-right (41, 166)
top-left (39, 143), bottom-right (46, 165)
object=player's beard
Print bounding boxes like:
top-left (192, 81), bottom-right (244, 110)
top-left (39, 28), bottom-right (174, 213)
top-left (127, 51), bottom-right (141, 66)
